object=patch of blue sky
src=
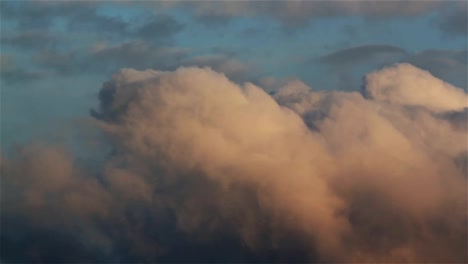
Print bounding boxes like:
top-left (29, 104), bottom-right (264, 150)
top-left (1, 74), bottom-right (104, 149)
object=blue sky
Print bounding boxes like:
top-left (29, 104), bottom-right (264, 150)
top-left (1, 0), bottom-right (467, 149)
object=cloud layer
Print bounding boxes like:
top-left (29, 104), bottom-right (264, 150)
top-left (1, 64), bottom-right (467, 262)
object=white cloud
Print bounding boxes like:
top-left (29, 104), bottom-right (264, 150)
top-left (363, 63), bottom-right (467, 112)
top-left (2, 63), bottom-right (467, 262)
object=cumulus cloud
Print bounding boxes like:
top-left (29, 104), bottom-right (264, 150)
top-left (363, 63), bottom-right (467, 112)
top-left (1, 64), bottom-right (467, 262)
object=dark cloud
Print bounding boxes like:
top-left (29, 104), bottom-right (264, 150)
top-left (156, 1), bottom-right (447, 29)
top-left (133, 14), bottom-right (185, 43)
top-left (320, 45), bottom-right (407, 65)
top-left (0, 67), bottom-right (45, 85)
top-left (0, 1), bottom-right (183, 44)
top-left (182, 54), bottom-right (256, 83)
top-left (0, 1), bottom-right (97, 30)
top-left (29, 40), bottom-right (189, 77)
top-left (437, 2), bottom-right (468, 36)
top-left (67, 12), bottom-right (128, 38)
top-left (0, 55), bottom-right (46, 84)
top-left (0, 1), bottom-right (186, 79)
top-left (33, 49), bottom-right (81, 75)
top-left (1, 31), bottom-right (61, 51)
top-left (90, 41), bottom-right (189, 72)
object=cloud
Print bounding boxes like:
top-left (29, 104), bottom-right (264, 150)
top-left (181, 55), bottom-right (256, 83)
top-left (1, 31), bottom-right (61, 51)
top-left (0, 1), bottom-right (183, 45)
top-left (89, 41), bottom-right (189, 72)
top-left (0, 54), bottom-right (47, 84)
top-left (0, 2), bottom-right (186, 80)
top-left (155, 0), bottom-right (447, 29)
top-left (33, 49), bottom-right (81, 75)
top-left (315, 44), bottom-right (408, 91)
top-left (315, 45), bottom-right (468, 91)
top-left (31, 41), bottom-right (190, 76)
top-left (436, 1), bottom-right (468, 37)
top-left (132, 14), bottom-right (185, 43)
top-left (0, 1), bottom-right (97, 30)
top-left (406, 50), bottom-right (468, 90)
top-left (2, 64), bottom-right (467, 262)
top-left (363, 63), bottom-right (467, 112)
top-left (320, 44), bottom-right (407, 65)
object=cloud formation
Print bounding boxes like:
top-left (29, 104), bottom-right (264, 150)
top-left (317, 45), bottom-right (468, 91)
top-left (0, 54), bottom-right (46, 84)
top-left (436, 1), bottom-right (468, 37)
top-left (157, 0), bottom-right (447, 28)
top-left (1, 64), bottom-right (467, 262)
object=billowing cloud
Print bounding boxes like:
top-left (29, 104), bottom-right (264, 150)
top-left (363, 63), bottom-right (467, 112)
top-left (1, 64), bottom-right (467, 262)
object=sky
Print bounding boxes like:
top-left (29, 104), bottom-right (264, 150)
top-left (0, 1), bottom-right (467, 263)
top-left (1, 0), bottom-right (467, 148)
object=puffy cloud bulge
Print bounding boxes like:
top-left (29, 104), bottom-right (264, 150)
top-left (1, 63), bottom-right (467, 262)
